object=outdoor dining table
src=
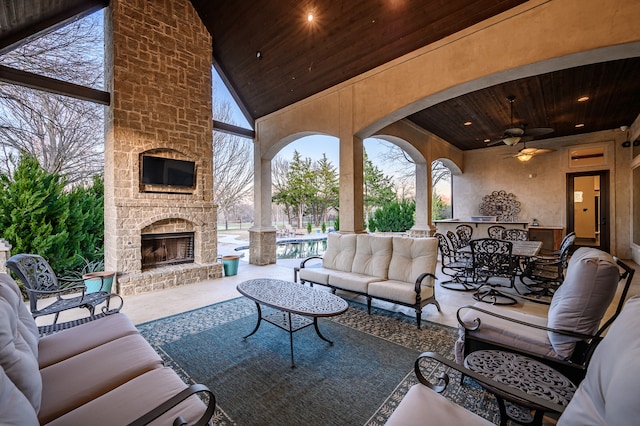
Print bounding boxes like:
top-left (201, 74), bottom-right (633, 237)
top-left (458, 240), bottom-right (543, 258)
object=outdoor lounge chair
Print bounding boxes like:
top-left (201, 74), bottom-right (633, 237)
top-left (455, 247), bottom-right (634, 384)
top-left (5, 253), bottom-right (122, 326)
top-left (387, 295), bottom-right (640, 426)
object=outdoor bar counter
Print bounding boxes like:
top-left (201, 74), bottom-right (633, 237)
top-left (434, 219), bottom-right (565, 251)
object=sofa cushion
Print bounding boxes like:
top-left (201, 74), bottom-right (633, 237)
top-left (0, 366), bottom-right (39, 426)
top-left (351, 234), bottom-right (393, 279)
top-left (38, 313), bottom-right (139, 368)
top-left (299, 266), bottom-right (332, 285)
top-left (547, 247), bottom-right (620, 359)
top-left (322, 233), bottom-right (357, 272)
top-left (46, 367), bottom-right (207, 426)
top-left (558, 296), bottom-right (640, 425)
top-left (387, 237), bottom-right (438, 284)
top-left (386, 383), bottom-right (494, 425)
top-left (0, 285), bottom-right (42, 412)
top-left (328, 271), bottom-right (378, 294)
top-left (38, 333), bottom-right (164, 424)
top-left (368, 279), bottom-right (434, 305)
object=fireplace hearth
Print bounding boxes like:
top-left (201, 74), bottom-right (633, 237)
top-left (141, 232), bottom-right (194, 269)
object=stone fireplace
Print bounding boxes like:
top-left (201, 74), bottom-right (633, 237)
top-left (141, 231), bottom-right (194, 269)
top-left (104, 0), bottom-right (223, 295)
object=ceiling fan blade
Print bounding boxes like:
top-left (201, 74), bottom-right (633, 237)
top-left (523, 127), bottom-right (554, 137)
top-left (504, 127), bottom-right (525, 136)
top-left (533, 148), bottom-right (555, 155)
top-left (486, 139), bottom-right (505, 147)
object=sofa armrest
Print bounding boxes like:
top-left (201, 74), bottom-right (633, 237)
top-left (415, 352), bottom-right (566, 415)
top-left (456, 304), bottom-right (599, 341)
top-left (415, 272), bottom-right (436, 292)
top-left (299, 256), bottom-right (323, 268)
top-left (127, 383), bottom-right (216, 426)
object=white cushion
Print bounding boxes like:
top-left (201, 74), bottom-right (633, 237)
top-left (322, 233), bottom-right (357, 272)
top-left (387, 237), bottom-right (438, 284)
top-left (0, 275), bottom-right (42, 412)
top-left (328, 271), bottom-right (378, 293)
top-left (547, 248), bottom-right (620, 359)
top-left (558, 296), bottom-right (640, 425)
top-left (298, 266), bottom-right (332, 285)
top-left (455, 303), bottom-right (557, 364)
top-left (386, 383), bottom-right (494, 425)
top-left (368, 279), bottom-right (434, 305)
top-left (0, 366), bottom-right (39, 426)
top-left (351, 235), bottom-right (393, 279)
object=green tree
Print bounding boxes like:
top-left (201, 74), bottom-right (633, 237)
top-left (69, 175), bottom-right (105, 263)
top-left (309, 154), bottom-right (339, 226)
top-left (273, 150), bottom-right (315, 228)
top-left (363, 149), bottom-right (396, 226)
top-left (432, 193), bottom-right (452, 220)
top-left (0, 154), bottom-right (103, 274)
top-left (368, 199), bottom-right (415, 232)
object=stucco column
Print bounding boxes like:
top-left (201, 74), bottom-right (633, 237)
top-left (339, 135), bottom-right (365, 233)
top-left (410, 161), bottom-right (432, 237)
top-left (249, 142), bottom-right (276, 265)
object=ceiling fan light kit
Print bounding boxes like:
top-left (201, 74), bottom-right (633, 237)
top-left (503, 136), bottom-right (521, 146)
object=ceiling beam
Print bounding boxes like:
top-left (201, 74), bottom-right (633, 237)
top-left (0, 0), bottom-right (109, 54)
top-left (0, 64), bottom-right (110, 105)
top-left (213, 120), bottom-right (256, 139)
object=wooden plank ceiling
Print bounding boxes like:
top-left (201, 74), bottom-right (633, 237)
top-left (1, 0), bottom-right (639, 151)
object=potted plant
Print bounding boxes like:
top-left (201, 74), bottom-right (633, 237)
top-left (66, 256), bottom-right (116, 294)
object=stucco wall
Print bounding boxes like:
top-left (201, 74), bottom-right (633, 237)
top-left (454, 130), bottom-right (632, 257)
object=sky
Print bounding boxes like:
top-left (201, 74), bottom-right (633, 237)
top-left (213, 70), bottom-right (404, 174)
top-left (213, 67), bottom-right (451, 197)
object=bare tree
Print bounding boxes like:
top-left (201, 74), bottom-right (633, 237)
top-left (379, 142), bottom-right (451, 189)
top-left (213, 101), bottom-right (254, 226)
top-left (0, 13), bottom-right (104, 184)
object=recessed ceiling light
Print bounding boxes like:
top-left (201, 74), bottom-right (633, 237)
top-left (484, 139), bottom-right (491, 143)
top-left (464, 121), bottom-right (472, 126)
top-left (578, 96), bottom-right (589, 102)
top-left (308, 13), bottom-right (314, 21)
top-left (575, 123), bottom-right (585, 128)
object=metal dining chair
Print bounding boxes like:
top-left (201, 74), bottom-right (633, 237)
top-left (455, 224), bottom-right (473, 247)
top-left (487, 225), bottom-right (506, 239)
top-left (435, 233), bottom-right (476, 291)
top-left (470, 238), bottom-right (518, 305)
top-left (502, 229), bottom-right (529, 241)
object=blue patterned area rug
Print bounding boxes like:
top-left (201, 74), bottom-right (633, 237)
top-left (138, 297), bottom-right (501, 425)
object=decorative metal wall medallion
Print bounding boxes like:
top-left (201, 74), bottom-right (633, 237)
top-left (479, 190), bottom-right (521, 222)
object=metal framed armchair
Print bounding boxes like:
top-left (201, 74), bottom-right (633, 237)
top-left (455, 224), bottom-right (473, 247)
top-left (469, 238), bottom-right (518, 305)
top-left (435, 233), bottom-right (476, 291)
top-left (456, 248), bottom-right (634, 384)
top-left (501, 228), bottom-right (529, 241)
top-left (487, 225), bottom-right (506, 239)
top-left (519, 232), bottom-right (576, 300)
top-left (6, 253), bottom-right (121, 326)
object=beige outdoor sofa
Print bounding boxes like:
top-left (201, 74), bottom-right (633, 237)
top-left (386, 295), bottom-right (640, 425)
top-left (0, 273), bottom-right (215, 425)
top-left (297, 233), bottom-right (440, 328)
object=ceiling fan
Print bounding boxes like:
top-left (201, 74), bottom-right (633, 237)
top-left (506, 142), bottom-right (556, 162)
top-left (487, 95), bottom-right (554, 147)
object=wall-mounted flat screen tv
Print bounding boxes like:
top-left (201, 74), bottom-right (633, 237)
top-left (141, 155), bottom-right (196, 188)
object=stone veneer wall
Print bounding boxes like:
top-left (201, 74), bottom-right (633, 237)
top-left (104, 0), bottom-right (222, 295)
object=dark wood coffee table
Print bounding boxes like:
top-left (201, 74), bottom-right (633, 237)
top-left (236, 278), bottom-right (349, 367)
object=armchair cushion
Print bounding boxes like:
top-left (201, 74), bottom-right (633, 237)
top-left (322, 233), bottom-right (357, 272)
top-left (558, 296), bottom-right (640, 425)
top-left (547, 248), bottom-right (619, 358)
top-left (0, 367), bottom-right (39, 426)
top-left (386, 382), bottom-right (494, 426)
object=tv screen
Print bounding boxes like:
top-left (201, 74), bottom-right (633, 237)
top-left (141, 155), bottom-right (196, 188)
